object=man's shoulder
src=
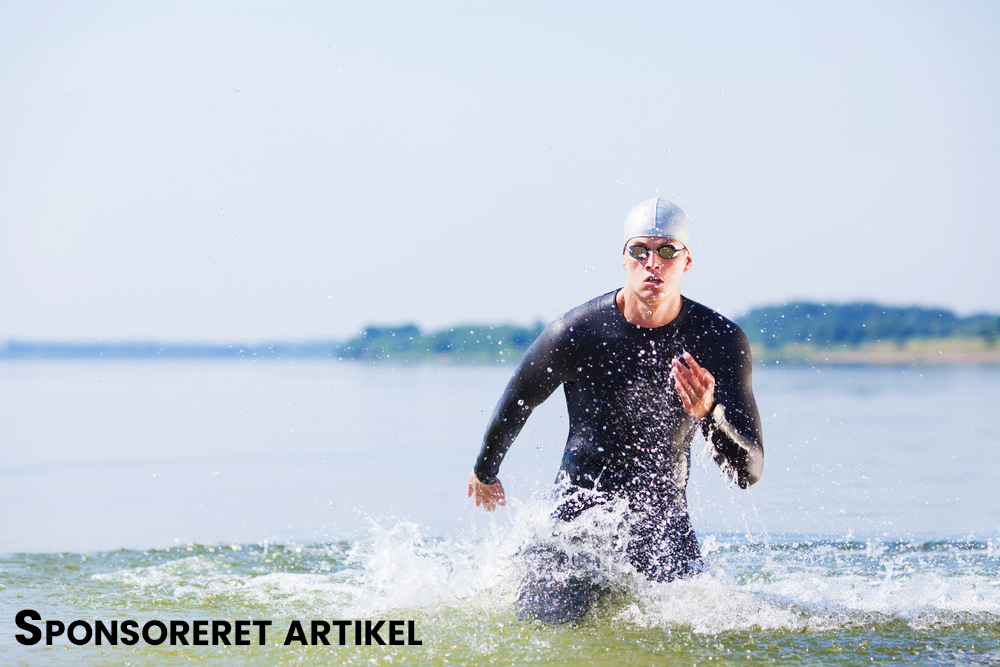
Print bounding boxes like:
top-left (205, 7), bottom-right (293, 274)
top-left (521, 291), bottom-right (617, 365)
top-left (550, 290), bottom-right (618, 333)
top-left (681, 297), bottom-right (750, 343)
top-left (565, 290), bottom-right (618, 319)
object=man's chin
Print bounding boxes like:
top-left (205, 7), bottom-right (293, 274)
top-left (639, 286), bottom-right (667, 300)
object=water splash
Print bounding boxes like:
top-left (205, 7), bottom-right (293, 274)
top-left (87, 498), bottom-right (1000, 635)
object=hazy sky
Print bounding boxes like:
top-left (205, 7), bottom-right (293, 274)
top-left (2, 1), bottom-right (998, 342)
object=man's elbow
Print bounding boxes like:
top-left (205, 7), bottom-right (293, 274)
top-left (739, 451), bottom-right (764, 488)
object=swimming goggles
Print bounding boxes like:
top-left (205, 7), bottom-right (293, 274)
top-left (626, 243), bottom-right (687, 261)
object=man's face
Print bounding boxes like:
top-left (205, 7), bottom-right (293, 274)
top-left (621, 236), bottom-right (692, 303)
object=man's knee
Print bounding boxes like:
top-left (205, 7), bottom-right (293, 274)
top-left (515, 574), bottom-right (603, 624)
top-left (515, 544), bottom-right (604, 624)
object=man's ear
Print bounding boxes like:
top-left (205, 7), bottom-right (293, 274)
top-left (683, 253), bottom-right (693, 273)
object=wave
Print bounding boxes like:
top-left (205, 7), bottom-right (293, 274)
top-left (88, 496), bottom-right (1000, 635)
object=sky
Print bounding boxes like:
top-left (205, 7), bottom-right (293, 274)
top-left (1, 1), bottom-right (998, 343)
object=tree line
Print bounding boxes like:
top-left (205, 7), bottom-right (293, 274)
top-left (738, 302), bottom-right (1000, 349)
top-left (5, 303), bottom-right (996, 361)
top-left (336, 323), bottom-right (544, 362)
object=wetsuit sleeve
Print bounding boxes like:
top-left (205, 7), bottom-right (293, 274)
top-left (473, 320), bottom-right (574, 485)
top-left (700, 327), bottom-right (764, 489)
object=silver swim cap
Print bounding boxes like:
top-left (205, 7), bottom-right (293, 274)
top-left (622, 197), bottom-right (690, 249)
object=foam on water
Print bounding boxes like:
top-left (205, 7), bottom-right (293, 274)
top-left (88, 492), bottom-right (1000, 636)
top-left (5, 504), bottom-right (997, 665)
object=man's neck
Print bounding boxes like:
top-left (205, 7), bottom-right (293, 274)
top-left (615, 287), bottom-right (684, 328)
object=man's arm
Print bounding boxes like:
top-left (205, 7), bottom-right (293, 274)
top-left (672, 346), bottom-right (764, 489)
top-left (471, 320), bottom-right (570, 487)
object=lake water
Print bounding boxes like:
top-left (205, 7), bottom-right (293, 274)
top-left (1, 359), bottom-right (998, 665)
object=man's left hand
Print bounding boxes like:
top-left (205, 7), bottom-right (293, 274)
top-left (672, 351), bottom-right (715, 420)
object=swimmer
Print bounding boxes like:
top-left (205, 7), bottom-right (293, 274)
top-left (467, 197), bottom-right (764, 624)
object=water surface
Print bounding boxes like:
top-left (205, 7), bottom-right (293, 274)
top-left (2, 360), bottom-right (998, 665)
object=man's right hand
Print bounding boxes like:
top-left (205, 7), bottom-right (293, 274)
top-left (467, 470), bottom-right (506, 512)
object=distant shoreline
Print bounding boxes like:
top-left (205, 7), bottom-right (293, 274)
top-left (2, 339), bottom-right (999, 366)
top-left (4, 300), bottom-right (999, 366)
top-left (751, 339), bottom-right (1000, 366)
top-left (0, 341), bottom-right (336, 361)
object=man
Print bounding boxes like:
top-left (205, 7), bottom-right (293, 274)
top-left (466, 197), bottom-right (763, 623)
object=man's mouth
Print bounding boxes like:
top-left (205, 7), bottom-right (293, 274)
top-left (645, 276), bottom-right (662, 284)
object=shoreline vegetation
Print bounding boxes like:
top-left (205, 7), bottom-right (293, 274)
top-left (3, 302), bottom-right (998, 365)
top-left (742, 302), bottom-right (1000, 365)
top-left (749, 338), bottom-right (1000, 365)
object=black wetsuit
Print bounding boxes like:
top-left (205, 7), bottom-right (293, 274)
top-left (473, 291), bottom-right (763, 621)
